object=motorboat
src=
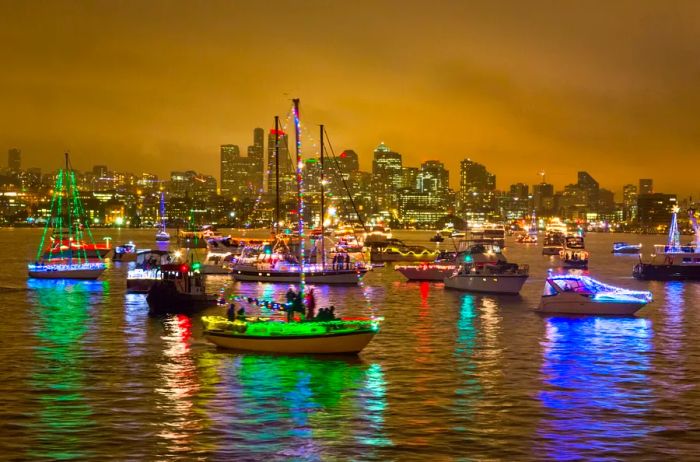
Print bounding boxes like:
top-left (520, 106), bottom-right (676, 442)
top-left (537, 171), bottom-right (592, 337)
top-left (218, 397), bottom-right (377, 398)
top-left (538, 274), bottom-right (652, 315)
top-left (633, 207), bottom-right (700, 280)
top-left (443, 243), bottom-right (529, 294)
top-left (464, 223), bottom-right (506, 248)
top-left (612, 242), bottom-right (642, 254)
top-left (146, 263), bottom-right (218, 315)
top-left (516, 211), bottom-right (538, 244)
top-left (542, 219), bottom-right (567, 255)
top-left (559, 235), bottom-right (588, 268)
top-left (112, 242), bottom-right (137, 262)
top-left (395, 251), bottom-right (457, 281)
top-left (126, 249), bottom-right (175, 293)
top-left (364, 224), bottom-right (392, 244)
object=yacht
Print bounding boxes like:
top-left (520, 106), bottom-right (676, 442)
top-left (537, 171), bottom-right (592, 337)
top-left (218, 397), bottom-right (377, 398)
top-left (395, 251), bottom-right (457, 281)
top-left (633, 207), bottom-right (700, 280)
top-left (464, 223), bottom-right (506, 248)
top-left (126, 249), bottom-right (176, 293)
top-left (146, 262), bottom-right (218, 315)
top-left (443, 243), bottom-right (529, 294)
top-left (560, 235), bottom-right (589, 268)
top-left (538, 274), bottom-right (652, 315)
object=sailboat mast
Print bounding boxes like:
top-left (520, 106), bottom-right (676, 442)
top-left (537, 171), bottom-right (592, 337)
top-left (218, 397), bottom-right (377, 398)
top-left (274, 115), bottom-right (280, 234)
top-left (320, 124), bottom-right (325, 269)
top-left (292, 98), bottom-right (305, 293)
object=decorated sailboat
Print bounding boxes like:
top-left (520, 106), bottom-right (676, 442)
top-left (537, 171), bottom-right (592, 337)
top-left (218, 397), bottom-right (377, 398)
top-left (231, 115), bottom-right (367, 284)
top-left (517, 211), bottom-right (538, 244)
top-left (28, 154), bottom-right (106, 280)
top-left (155, 192), bottom-right (170, 242)
top-left (204, 100), bottom-right (381, 354)
top-left (633, 207), bottom-right (700, 280)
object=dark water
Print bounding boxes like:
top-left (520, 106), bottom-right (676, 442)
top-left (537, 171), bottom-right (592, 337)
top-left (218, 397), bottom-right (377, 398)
top-left (2, 228), bottom-right (700, 460)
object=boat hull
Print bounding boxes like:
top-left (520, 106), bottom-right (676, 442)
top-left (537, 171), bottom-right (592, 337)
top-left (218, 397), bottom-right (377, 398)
top-left (562, 260), bottom-right (589, 269)
top-left (201, 265), bottom-right (231, 275)
top-left (370, 252), bottom-right (437, 263)
top-left (146, 281), bottom-right (218, 314)
top-left (444, 274), bottom-right (528, 294)
top-left (232, 268), bottom-right (365, 284)
top-left (28, 268), bottom-right (105, 280)
top-left (395, 265), bottom-right (455, 281)
top-left (633, 263), bottom-right (700, 281)
top-left (538, 295), bottom-right (646, 315)
top-left (204, 330), bottom-right (376, 354)
top-left (542, 246), bottom-right (563, 255)
top-left (126, 278), bottom-right (156, 293)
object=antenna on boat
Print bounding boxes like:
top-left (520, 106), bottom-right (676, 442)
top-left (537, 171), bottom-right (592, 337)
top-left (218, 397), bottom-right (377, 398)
top-left (274, 115), bottom-right (280, 235)
top-left (292, 98), bottom-right (305, 295)
top-left (320, 123), bottom-right (325, 269)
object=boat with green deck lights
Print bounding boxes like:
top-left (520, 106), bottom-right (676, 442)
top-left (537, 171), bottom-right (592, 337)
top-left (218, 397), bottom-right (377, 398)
top-left (202, 315), bottom-right (381, 354)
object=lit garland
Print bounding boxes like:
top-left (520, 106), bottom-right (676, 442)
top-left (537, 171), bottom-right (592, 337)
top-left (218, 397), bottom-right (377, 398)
top-left (292, 100), bottom-right (305, 294)
top-left (667, 205), bottom-right (681, 251)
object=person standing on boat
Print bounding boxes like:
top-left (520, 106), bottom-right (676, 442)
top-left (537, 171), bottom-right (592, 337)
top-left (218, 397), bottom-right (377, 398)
top-left (306, 288), bottom-right (316, 320)
top-left (227, 303), bottom-right (236, 321)
top-left (344, 253), bottom-right (350, 270)
top-left (285, 287), bottom-right (296, 322)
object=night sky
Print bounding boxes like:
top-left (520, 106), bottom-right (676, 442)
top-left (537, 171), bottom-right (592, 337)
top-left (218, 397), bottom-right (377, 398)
top-left (2, 1), bottom-right (699, 196)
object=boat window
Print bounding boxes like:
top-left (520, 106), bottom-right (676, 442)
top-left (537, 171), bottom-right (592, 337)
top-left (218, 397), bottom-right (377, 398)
top-left (543, 281), bottom-right (557, 296)
top-left (683, 257), bottom-right (691, 263)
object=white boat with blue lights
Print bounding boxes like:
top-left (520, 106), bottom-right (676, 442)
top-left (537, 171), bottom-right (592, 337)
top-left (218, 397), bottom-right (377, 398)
top-left (155, 192), bottom-right (170, 242)
top-left (538, 274), bottom-right (652, 315)
top-left (612, 242), bottom-right (642, 254)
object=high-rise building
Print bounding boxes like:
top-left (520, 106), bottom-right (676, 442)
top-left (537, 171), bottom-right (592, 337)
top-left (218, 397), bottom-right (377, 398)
top-left (93, 165), bottom-right (108, 177)
top-left (509, 183), bottom-right (529, 199)
top-left (372, 142), bottom-right (403, 210)
top-left (220, 144), bottom-right (240, 197)
top-left (458, 159), bottom-right (496, 216)
top-left (418, 160), bottom-right (449, 196)
top-left (337, 150), bottom-right (360, 173)
top-left (577, 171), bottom-right (600, 210)
top-left (402, 167), bottom-right (419, 190)
top-left (623, 184), bottom-right (638, 221)
top-left (532, 182), bottom-right (554, 215)
top-left (639, 179), bottom-right (653, 195)
top-left (638, 193), bottom-right (676, 228)
top-left (7, 148), bottom-right (21, 171)
top-left (248, 127), bottom-right (265, 192)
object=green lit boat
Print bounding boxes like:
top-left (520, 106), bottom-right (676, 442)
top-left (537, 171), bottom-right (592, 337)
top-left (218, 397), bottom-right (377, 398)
top-left (202, 315), bottom-right (381, 354)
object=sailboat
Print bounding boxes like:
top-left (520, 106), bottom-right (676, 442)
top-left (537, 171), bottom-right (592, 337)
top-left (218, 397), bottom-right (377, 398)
top-left (28, 154), bottom-right (107, 280)
top-left (231, 114), bottom-right (368, 284)
top-left (155, 192), bottom-right (170, 242)
top-left (517, 211), bottom-right (538, 244)
top-left (203, 100), bottom-right (381, 354)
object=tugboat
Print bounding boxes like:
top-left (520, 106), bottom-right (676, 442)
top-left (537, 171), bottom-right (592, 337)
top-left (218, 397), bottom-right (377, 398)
top-left (560, 235), bottom-right (589, 268)
top-left (443, 242), bottom-right (529, 294)
top-left (146, 262), bottom-right (217, 315)
top-left (633, 207), bottom-right (700, 280)
top-left (538, 274), bottom-right (652, 315)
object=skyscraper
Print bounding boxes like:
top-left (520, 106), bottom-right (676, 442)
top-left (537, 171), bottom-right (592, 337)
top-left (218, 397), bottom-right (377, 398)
top-left (459, 158), bottom-right (496, 216)
top-left (247, 127), bottom-right (265, 193)
top-left (623, 184), bottom-right (638, 221)
top-left (220, 144), bottom-right (240, 197)
top-left (7, 148), bottom-right (20, 171)
top-left (371, 142), bottom-right (403, 210)
top-left (639, 179), bottom-right (653, 195)
top-left (418, 160), bottom-right (449, 196)
top-left (577, 171), bottom-right (600, 211)
top-left (337, 150), bottom-right (360, 173)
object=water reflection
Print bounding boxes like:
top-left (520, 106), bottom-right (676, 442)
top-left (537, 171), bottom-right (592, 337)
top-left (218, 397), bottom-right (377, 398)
top-left (537, 316), bottom-right (654, 460)
top-left (154, 314), bottom-right (206, 454)
top-left (210, 354), bottom-right (389, 460)
top-left (27, 279), bottom-right (107, 460)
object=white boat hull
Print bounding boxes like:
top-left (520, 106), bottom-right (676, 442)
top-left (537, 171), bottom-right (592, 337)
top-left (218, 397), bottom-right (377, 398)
top-left (201, 265), bottom-right (231, 275)
top-left (444, 273), bottom-right (528, 294)
top-left (537, 294), bottom-right (646, 315)
top-left (28, 268), bottom-right (105, 280)
top-left (232, 268), bottom-right (365, 284)
top-left (205, 330), bottom-right (376, 354)
top-left (396, 265), bottom-right (455, 281)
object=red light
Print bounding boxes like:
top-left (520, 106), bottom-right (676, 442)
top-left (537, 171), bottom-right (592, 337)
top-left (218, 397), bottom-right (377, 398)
top-left (180, 265), bottom-right (188, 272)
top-left (269, 129), bottom-right (286, 136)
top-left (340, 152), bottom-right (347, 158)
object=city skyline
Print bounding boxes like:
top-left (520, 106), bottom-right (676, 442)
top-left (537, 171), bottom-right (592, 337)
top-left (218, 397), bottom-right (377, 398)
top-left (2, 2), bottom-right (699, 197)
